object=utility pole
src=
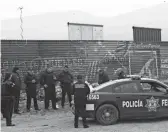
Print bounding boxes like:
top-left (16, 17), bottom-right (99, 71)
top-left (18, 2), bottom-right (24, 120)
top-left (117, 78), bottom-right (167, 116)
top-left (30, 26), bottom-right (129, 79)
top-left (18, 6), bottom-right (24, 40)
top-left (17, 6), bottom-right (27, 47)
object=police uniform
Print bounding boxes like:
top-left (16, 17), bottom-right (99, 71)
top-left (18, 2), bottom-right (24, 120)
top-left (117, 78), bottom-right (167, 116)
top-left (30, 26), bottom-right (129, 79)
top-left (116, 68), bottom-right (126, 79)
top-left (1, 96), bottom-right (15, 126)
top-left (40, 68), bottom-right (57, 110)
top-left (118, 71), bottom-right (126, 79)
top-left (98, 70), bottom-right (110, 84)
top-left (72, 75), bottom-right (90, 128)
top-left (1, 73), bottom-right (15, 126)
top-left (11, 67), bottom-right (22, 114)
top-left (58, 65), bottom-right (73, 108)
top-left (24, 71), bottom-right (39, 111)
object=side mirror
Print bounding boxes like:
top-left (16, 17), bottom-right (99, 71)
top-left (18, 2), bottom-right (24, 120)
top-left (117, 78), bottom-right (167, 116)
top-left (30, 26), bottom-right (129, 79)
top-left (91, 89), bottom-right (96, 93)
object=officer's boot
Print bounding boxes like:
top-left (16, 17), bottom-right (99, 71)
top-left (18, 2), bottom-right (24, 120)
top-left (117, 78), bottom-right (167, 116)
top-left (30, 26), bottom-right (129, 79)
top-left (74, 115), bottom-right (78, 128)
top-left (82, 118), bottom-right (89, 128)
top-left (34, 98), bottom-right (40, 111)
top-left (27, 106), bottom-right (30, 112)
top-left (7, 123), bottom-right (15, 126)
top-left (6, 117), bottom-right (15, 126)
top-left (34, 103), bottom-right (40, 111)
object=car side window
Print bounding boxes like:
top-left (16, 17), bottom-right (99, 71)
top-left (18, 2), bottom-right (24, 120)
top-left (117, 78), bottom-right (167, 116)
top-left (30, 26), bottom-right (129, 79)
top-left (113, 82), bottom-right (139, 93)
top-left (98, 85), bottom-right (113, 92)
top-left (140, 83), bottom-right (152, 91)
top-left (140, 82), bottom-right (167, 93)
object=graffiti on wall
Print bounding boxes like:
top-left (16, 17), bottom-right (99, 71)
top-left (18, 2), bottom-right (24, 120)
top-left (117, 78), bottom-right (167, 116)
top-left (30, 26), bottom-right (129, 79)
top-left (91, 44), bottom-right (161, 81)
top-left (1, 59), bottom-right (31, 81)
top-left (1, 40), bottom-right (164, 84)
top-left (42, 57), bottom-right (86, 78)
top-left (132, 44), bottom-right (160, 49)
top-left (85, 42), bottom-right (132, 82)
top-left (130, 50), bottom-right (158, 78)
top-left (161, 58), bottom-right (168, 78)
top-left (43, 57), bottom-right (85, 67)
top-left (1, 57), bottom-right (86, 81)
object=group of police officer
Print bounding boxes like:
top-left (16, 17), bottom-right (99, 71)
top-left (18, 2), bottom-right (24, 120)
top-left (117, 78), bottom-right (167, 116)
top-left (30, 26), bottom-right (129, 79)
top-left (1, 65), bottom-right (125, 128)
top-left (98, 67), bottom-right (126, 84)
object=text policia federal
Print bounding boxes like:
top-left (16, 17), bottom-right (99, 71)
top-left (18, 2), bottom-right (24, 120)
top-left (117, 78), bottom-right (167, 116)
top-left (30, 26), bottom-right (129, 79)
top-left (122, 99), bottom-right (168, 108)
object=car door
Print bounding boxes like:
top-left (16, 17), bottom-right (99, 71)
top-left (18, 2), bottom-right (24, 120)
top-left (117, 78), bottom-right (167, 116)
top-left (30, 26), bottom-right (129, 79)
top-left (140, 80), bottom-right (168, 117)
top-left (112, 80), bottom-right (149, 118)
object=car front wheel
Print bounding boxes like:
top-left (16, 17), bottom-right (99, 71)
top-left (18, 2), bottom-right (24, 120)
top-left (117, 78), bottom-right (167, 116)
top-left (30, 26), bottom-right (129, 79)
top-left (96, 104), bottom-right (119, 125)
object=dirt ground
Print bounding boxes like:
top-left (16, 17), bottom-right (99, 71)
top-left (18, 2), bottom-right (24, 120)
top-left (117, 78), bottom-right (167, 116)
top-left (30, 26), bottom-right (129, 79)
top-left (1, 100), bottom-right (168, 132)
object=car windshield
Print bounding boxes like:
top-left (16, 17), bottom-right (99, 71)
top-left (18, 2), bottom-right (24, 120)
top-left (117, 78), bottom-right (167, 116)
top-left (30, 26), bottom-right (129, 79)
top-left (140, 78), bottom-right (168, 93)
top-left (156, 80), bottom-right (168, 88)
top-left (142, 78), bottom-right (168, 88)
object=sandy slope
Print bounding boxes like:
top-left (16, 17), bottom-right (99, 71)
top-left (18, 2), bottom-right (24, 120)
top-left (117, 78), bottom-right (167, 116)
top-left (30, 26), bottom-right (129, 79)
top-left (1, 104), bottom-right (168, 132)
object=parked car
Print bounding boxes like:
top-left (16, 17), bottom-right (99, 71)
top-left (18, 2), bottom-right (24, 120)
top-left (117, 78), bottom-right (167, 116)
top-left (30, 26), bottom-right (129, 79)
top-left (72, 76), bottom-right (168, 125)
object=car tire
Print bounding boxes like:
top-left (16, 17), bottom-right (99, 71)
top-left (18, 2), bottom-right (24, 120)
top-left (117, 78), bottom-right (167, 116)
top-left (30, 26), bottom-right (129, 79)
top-left (96, 104), bottom-right (119, 125)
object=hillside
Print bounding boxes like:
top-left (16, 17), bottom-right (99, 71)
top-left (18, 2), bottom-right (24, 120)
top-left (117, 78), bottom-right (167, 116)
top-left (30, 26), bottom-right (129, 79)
top-left (1, 3), bottom-right (168, 40)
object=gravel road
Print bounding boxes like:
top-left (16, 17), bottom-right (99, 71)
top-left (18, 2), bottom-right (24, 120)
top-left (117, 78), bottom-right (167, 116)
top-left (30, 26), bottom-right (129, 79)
top-left (1, 104), bottom-right (168, 132)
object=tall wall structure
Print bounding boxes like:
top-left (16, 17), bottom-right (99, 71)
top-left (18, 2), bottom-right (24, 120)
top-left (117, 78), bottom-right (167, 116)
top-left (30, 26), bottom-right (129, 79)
top-left (68, 22), bottom-right (103, 40)
top-left (133, 26), bottom-right (162, 43)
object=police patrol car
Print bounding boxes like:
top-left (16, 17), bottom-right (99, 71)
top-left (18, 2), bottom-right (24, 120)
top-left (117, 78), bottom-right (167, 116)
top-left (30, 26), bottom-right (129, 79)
top-left (72, 76), bottom-right (168, 125)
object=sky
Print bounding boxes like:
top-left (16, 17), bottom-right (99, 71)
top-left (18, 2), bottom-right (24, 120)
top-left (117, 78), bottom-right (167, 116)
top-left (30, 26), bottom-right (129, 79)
top-left (0, 0), bottom-right (167, 20)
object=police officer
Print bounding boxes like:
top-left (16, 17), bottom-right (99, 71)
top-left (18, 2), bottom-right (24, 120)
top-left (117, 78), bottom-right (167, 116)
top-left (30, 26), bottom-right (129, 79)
top-left (24, 69), bottom-right (39, 112)
top-left (1, 73), bottom-right (15, 126)
top-left (116, 68), bottom-right (127, 79)
top-left (98, 69), bottom-right (110, 85)
top-left (118, 71), bottom-right (126, 79)
top-left (40, 67), bottom-right (57, 110)
top-left (11, 67), bottom-right (22, 114)
top-left (71, 75), bottom-right (90, 128)
top-left (58, 65), bottom-right (73, 108)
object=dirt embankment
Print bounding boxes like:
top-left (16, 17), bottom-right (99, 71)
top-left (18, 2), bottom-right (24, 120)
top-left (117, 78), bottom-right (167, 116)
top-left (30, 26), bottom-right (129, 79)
top-left (1, 101), bottom-right (168, 132)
